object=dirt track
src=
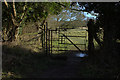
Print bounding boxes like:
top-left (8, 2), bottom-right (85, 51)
top-left (27, 51), bottom-right (87, 78)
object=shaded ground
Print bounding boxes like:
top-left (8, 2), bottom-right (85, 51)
top-left (2, 42), bottom-right (120, 79)
top-left (29, 51), bottom-right (85, 78)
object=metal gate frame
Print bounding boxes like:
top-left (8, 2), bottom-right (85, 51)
top-left (42, 22), bottom-right (87, 55)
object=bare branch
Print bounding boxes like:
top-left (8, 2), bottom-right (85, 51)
top-left (4, 0), bottom-right (18, 27)
top-left (11, 13), bottom-right (18, 26)
top-left (19, 3), bottom-right (28, 24)
top-left (13, 0), bottom-right (17, 18)
top-left (4, 0), bottom-right (8, 8)
top-left (20, 5), bottom-right (26, 20)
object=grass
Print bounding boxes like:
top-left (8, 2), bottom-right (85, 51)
top-left (51, 27), bottom-right (100, 53)
top-left (116, 39), bottom-right (120, 43)
top-left (2, 44), bottom-right (67, 78)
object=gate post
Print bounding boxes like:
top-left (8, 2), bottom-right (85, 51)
top-left (48, 29), bottom-right (50, 55)
top-left (45, 22), bottom-right (48, 55)
top-left (87, 19), bottom-right (95, 55)
top-left (43, 24), bottom-right (45, 53)
top-left (50, 30), bottom-right (52, 54)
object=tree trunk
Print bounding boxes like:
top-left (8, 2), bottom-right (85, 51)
top-left (7, 25), bottom-right (19, 42)
top-left (4, 0), bottom-right (27, 42)
top-left (102, 4), bottom-right (116, 65)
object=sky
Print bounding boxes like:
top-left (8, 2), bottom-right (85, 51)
top-left (54, 2), bottom-right (98, 22)
top-left (76, 2), bottom-right (98, 20)
top-left (64, 2), bottom-right (98, 21)
top-left (65, 11), bottom-right (97, 21)
top-left (83, 12), bottom-right (97, 20)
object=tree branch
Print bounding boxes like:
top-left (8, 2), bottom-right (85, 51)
top-left (55, 2), bottom-right (85, 12)
top-left (4, 0), bottom-right (8, 8)
top-left (19, 10), bottom-right (28, 25)
top-left (56, 2), bottom-right (97, 16)
top-left (19, 3), bottom-right (28, 24)
top-left (13, 0), bottom-right (16, 18)
top-left (4, 0), bottom-right (27, 26)
top-left (4, 0), bottom-right (18, 27)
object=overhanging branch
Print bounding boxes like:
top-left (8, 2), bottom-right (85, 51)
top-left (56, 2), bottom-right (85, 12)
top-left (56, 2), bottom-right (98, 17)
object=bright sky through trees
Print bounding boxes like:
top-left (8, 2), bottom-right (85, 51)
top-left (51, 2), bottom-right (98, 22)
top-left (83, 12), bottom-right (97, 20)
top-left (58, 2), bottom-right (98, 21)
top-left (56, 10), bottom-right (97, 21)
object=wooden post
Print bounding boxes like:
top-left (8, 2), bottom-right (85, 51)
top-left (41, 29), bottom-right (43, 48)
top-left (85, 31), bottom-right (87, 51)
top-left (46, 22), bottom-right (48, 55)
top-left (51, 30), bottom-right (52, 54)
top-left (58, 27), bottom-right (60, 54)
top-left (87, 19), bottom-right (95, 55)
top-left (48, 29), bottom-right (50, 55)
top-left (43, 24), bottom-right (45, 52)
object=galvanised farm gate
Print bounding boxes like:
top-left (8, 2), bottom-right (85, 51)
top-left (41, 22), bottom-right (88, 55)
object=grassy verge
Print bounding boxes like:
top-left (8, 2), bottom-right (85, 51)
top-left (2, 44), bottom-right (67, 78)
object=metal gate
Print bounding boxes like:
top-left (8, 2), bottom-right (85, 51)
top-left (42, 22), bottom-right (88, 55)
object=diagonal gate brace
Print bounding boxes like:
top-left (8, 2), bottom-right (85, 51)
top-left (62, 34), bottom-right (84, 53)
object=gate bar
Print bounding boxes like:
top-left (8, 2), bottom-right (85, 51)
top-left (62, 34), bottom-right (84, 53)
